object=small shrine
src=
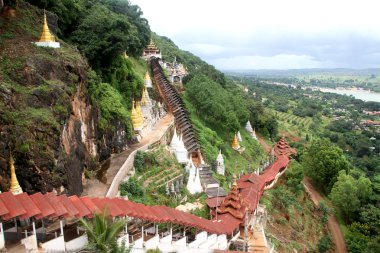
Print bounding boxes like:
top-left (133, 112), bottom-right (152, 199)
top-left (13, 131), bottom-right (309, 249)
top-left (9, 154), bottom-right (23, 195)
top-left (35, 12), bottom-right (60, 48)
top-left (245, 121), bottom-right (257, 139)
top-left (144, 71), bottom-right (153, 88)
top-left (216, 150), bottom-right (225, 175)
top-left (142, 39), bottom-right (162, 60)
top-left (237, 131), bottom-right (242, 142)
top-left (231, 133), bottom-right (240, 150)
top-left (170, 129), bottom-right (189, 164)
top-left (131, 101), bottom-right (144, 130)
top-left (186, 161), bottom-right (202, 194)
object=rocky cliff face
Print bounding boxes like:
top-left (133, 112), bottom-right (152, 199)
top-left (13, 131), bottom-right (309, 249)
top-left (0, 3), bottom-right (129, 195)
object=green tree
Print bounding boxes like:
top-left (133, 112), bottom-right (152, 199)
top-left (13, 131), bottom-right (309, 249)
top-left (329, 170), bottom-right (372, 221)
top-left (80, 211), bottom-right (126, 252)
top-left (302, 139), bottom-right (349, 194)
top-left (71, 4), bottom-right (141, 68)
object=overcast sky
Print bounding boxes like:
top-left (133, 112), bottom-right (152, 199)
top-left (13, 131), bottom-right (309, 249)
top-left (130, 0), bottom-right (380, 70)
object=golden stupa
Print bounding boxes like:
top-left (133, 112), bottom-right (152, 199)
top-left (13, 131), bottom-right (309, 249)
top-left (231, 133), bottom-right (240, 150)
top-left (141, 87), bottom-right (151, 106)
top-left (39, 12), bottom-right (55, 42)
top-left (144, 71), bottom-right (151, 81)
top-left (9, 154), bottom-right (23, 195)
top-left (135, 100), bottom-right (145, 123)
top-left (131, 101), bottom-right (143, 130)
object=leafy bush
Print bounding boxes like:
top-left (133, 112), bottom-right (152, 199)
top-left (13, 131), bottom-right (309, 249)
top-left (119, 177), bottom-right (144, 198)
top-left (134, 151), bottom-right (145, 173)
top-left (317, 235), bottom-right (332, 253)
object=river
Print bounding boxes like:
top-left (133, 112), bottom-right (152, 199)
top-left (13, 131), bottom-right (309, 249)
top-left (313, 87), bottom-right (380, 103)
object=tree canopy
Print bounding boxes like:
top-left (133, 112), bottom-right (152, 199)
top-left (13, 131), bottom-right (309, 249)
top-left (303, 139), bottom-right (349, 194)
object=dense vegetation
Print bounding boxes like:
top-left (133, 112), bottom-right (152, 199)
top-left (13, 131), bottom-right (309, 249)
top-left (234, 75), bottom-right (380, 252)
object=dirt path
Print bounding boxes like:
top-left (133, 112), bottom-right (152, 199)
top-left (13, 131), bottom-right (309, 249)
top-left (256, 134), bottom-right (272, 153)
top-left (82, 114), bottom-right (174, 197)
top-left (303, 178), bottom-right (348, 253)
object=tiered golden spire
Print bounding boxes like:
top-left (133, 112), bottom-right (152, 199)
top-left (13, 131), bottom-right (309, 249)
top-left (131, 101), bottom-right (143, 130)
top-left (135, 101), bottom-right (144, 122)
top-left (141, 87), bottom-right (151, 106)
top-left (9, 154), bottom-right (23, 195)
top-left (39, 12), bottom-right (56, 42)
top-left (144, 71), bottom-right (151, 81)
top-left (231, 133), bottom-right (240, 150)
top-left (147, 39), bottom-right (157, 49)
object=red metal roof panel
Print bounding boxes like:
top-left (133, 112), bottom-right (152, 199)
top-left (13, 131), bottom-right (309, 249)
top-left (68, 195), bottom-right (91, 218)
top-left (0, 198), bottom-right (9, 216)
top-left (80, 197), bottom-right (99, 213)
top-left (15, 193), bottom-right (41, 220)
top-left (0, 192), bottom-right (26, 220)
top-left (30, 192), bottom-right (55, 219)
top-left (44, 193), bottom-right (68, 218)
top-left (58, 195), bottom-right (79, 219)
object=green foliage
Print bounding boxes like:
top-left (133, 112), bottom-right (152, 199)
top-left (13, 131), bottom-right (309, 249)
top-left (102, 56), bottom-right (144, 101)
top-left (346, 222), bottom-right (370, 253)
top-left (71, 4), bottom-right (140, 68)
top-left (87, 71), bottom-right (132, 133)
top-left (317, 235), bottom-right (332, 253)
top-left (303, 139), bottom-right (349, 194)
top-left (330, 170), bottom-right (372, 221)
top-left (119, 176), bottom-right (144, 198)
top-left (134, 151), bottom-right (145, 173)
top-left (80, 212), bottom-right (126, 252)
top-left (285, 161), bottom-right (304, 193)
top-left (191, 207), bottom-right (210, 219)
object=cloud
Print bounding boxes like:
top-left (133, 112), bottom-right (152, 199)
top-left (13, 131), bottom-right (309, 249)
top-left (131, 0), bottom-right (380, 69)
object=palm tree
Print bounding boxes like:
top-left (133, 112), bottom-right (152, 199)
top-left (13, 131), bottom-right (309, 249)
top-left (80, 210), bottom-right (126, 253)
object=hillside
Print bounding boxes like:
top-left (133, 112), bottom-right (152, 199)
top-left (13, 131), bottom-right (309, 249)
top-left (0, 0), bottom-right (149, 195)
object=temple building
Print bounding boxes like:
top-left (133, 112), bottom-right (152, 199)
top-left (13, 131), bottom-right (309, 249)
top-left (164, 57), bottom-right (188, 84)
top-left (231, 133), bottom-right (240, 150)
top-left (35, 12), bottom-right (60, 48)
top-left (142, 39), bottom-right (162, 60)
top-left (144, 72), bottom-right (153, 88)
top-left (216, 150), bottom-right (225, 175)
top-left (9, 155), bottom-right (23, 195)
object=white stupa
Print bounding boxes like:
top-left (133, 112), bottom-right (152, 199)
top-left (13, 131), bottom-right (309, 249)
top-left (237, 131), bottom-right (242, 142)
top-left (193, 168), bottom-right (203, 193)
top-left (252, 128), bottom-right (257, 140)
top-left (170, 129), bottom-right (181, 150)
top-left (175, 134), bottom-right (189, 164)
top-left (216, 150), bottom-right (225, 175)
top-left (246, 121), bottom-right (253, 133)
top-left (186, 161), bottom-right (196, 194)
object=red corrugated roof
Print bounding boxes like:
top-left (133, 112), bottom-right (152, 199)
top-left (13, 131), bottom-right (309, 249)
top-left (44, 193), bottom-right (68, 218)
top-left (58, 195), bottom-right (79, 219)
top-left (80, 196), bottom-right (99, 213)
top-left (0, 198), bottom-right (9, 216)
top-left (205, 197), bottom-right (225, 208)
top-left (30, 193), bottom-right (55, 219)
top-left (15, 193), bottom-right (41, 220)
top-left (68, 195), bottom-right (91, 218)
top-left (0, 192), bottom-right (26, 220)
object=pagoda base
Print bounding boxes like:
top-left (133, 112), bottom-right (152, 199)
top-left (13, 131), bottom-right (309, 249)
top-left (34, 41), bottom-right (60, 48)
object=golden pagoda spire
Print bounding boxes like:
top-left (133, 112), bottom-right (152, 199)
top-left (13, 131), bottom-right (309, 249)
top-left (144, 71), bottom-right (151, 81)
top-left (232, 133), bottom-right (240, 150)
top-left (232, 173), bottom-right (237, 187)
top-left (141, 87), bottom-right (151, 106)
top-left (131, 101), bottom-right (142, 130)
top-left (135, 100), bottom-right (144, 124)
top-left (39, 12), bottom-right (56, 42)
top-left (9, 154), bottom-right (23, 195)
